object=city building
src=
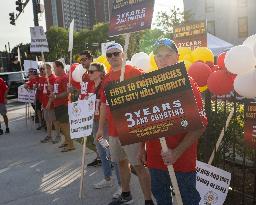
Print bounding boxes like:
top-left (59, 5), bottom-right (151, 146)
top-left (183, 0), bottom-right (256, 45)
top-left (94, 0), bottom-right (113, 23)
top-left (44, 0), bottom-right (113, 31)
top-left (44, 0), bottom-right (94, 31)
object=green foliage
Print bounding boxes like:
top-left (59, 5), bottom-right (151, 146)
top-left (138, 29), bottom-right (167, 54)
top-left (45, 27), bottom-right (69, 62)
top-left (154, 7), bottom-right (194, 34)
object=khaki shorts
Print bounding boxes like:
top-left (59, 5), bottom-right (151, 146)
top-left (0, 104), bottom-right (7, 116)
top-left (109, 136), bottom-right (140, 166)
top-left (43, 108), bottom-right (56, 122)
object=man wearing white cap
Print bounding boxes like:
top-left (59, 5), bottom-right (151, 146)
top-left (96, 43), bottom-right (154, 205)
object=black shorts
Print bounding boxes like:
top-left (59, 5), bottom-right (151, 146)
top-left (54, 105), bottom-right (69, 123)
top-left (31, 100), bottom-right (42, 112)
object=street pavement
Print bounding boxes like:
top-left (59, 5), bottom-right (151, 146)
top-left (0, 100), bottom-right (144, 205)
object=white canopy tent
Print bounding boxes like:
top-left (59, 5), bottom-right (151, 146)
top-left (207, 33), bottom-right (233, 56)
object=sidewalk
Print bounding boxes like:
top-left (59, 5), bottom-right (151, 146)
top-left (0, 101), bottom-right (144, 205)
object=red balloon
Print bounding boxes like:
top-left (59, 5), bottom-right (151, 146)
top-left (211, 65), bottom-right (221, 72)
top-left (217, 52), bottom-right (226, 69)
top-left (206, 61), bottom-right (214, 68)
top-left (188, 62), bottom-right (212, 87)
top-left (207, 70), bottom-right (234, 95)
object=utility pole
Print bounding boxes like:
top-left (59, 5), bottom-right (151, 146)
top-left (32, 0), bottom-right (39, 26)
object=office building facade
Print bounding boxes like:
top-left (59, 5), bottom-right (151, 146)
top-left (183, 0), bottom-right (256, 45)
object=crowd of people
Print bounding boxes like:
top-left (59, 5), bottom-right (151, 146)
top-left (3, 38), bottom-right (207, 205)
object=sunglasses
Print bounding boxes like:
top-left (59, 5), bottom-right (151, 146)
top-left (80, 58), bottom-right (89, 61)
top-left (106, 52), bottom-right (121, 58)
top-left (88, 70), bottom-right (98, 74)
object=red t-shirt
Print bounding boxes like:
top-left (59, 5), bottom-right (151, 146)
top-left (53, 73), bottom-right (68, 107)
top-left (91, 81), bottom-right (104, 121)
top-left (41, 74), bottom-right (56, 108)
top-left (26, 77), bottom-right (39, 90)
top-left (37, 76), bottom-right (45, 103)
top-left (146, 77), bottom-right (208, 172)
top-left (100, 65), bottom-right (144, 137)
top-left (0, 78), bottom-right (8, 104)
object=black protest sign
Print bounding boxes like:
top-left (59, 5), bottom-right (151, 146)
top-left (244, 102), bottom-right (256, 147)
top-left (108, 0), bottom-right (155, 36)
top-left (105, 62), bottom-right (205, 145)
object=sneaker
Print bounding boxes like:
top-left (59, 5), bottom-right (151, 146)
top-left (52, 136), bottom-right (61, 144)
top-left (108, 194), bottom-right (134, 205)
top-left (113, 186), bottom-right (122, 199)
top-left (87, 158), bottom-right (101, 167)
top-left (93, 179), bottom-right (113, 189)
top-left (40, 136), bottom-right (51, 143)
top-left (5, 128), bottom-right (10, 133)
top-left (0, 129), bottom-right (3, 135)
top-left (36, 125), bottom-right (43, 130)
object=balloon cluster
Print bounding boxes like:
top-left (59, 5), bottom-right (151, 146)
top-left (225, 35), bottom-right (256, 99)
top-left (178, 47), bottom-right (215, 93)
top-left (128, 52), bottom-right (158, 73)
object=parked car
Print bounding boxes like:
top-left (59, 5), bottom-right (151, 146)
top-left (0, 71), bottom-right (26, 97)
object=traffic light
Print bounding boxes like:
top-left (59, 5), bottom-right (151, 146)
top-left (9, 12), bottom-right (15, 25)
top-left (16, 0), bottom-right (23, 13)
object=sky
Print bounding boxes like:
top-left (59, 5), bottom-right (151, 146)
top-left (0, 0), bottom-right (184, 51)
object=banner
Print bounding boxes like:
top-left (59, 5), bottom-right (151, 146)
top-left (105, 62), bottom-right (205, 145)
top-left (109, 0), bottom-right (155, 36)
top-left (18, 85), bottom-right (36, 103)
top-left (173, 21), bottom-right (207, 50)
top-left (30, 26), bottom-right (49, 53)
top-left (68, 95), bottom-right (96, 139)
top-left (244, 102), bottom-right (256, 147)
top-left (23, 60), bottom-right (38, 73)
top-left (196, 161), bottom-right (231, 205)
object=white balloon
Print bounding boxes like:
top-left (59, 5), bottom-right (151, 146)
top-left (72, 64), bottom-right (85, 83)
top-left (131, 52), bottom-right (150, 72)
top-left (254, 43), bottom-right (256, 58)
top-left (224, 45), bottom-right (256, 75)
top-left (234, 69), bottom-right (256, 98)
top-left (243, 34), bottom-right (256, 51)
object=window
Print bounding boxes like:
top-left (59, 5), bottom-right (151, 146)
top-left (238, 17), bottom-right (248, 38)
top-left (205, 0), bottom-right (214, 12)
top-left (207, 21), bottom-right (215, 35)
top-left (238, 0), bottom-right (248, 7)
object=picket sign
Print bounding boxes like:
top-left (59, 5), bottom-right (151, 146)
top-left (196, 161), bottom-right (231, 205)
top-left (194, 108), bottom-right (234, 205)
top-left (208, 108), bottom-right (234, 165)
top-left (119, 33), bottom-right (131, 82)
top-left (79, 137), bottom-right (87, 199)
top-left (68, 19), bottom-right (74, 85)
top-left (160, 138), bottom-right (183, 205)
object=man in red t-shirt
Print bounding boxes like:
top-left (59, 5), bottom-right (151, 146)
top-left (48, 61), bottom-right (75, 152)
top-left (138, 38), bottom-right (207, 205)
top-left (40, 64), bottom-right (61, 144)
top-left (24, 68), bottom-right (42, 126)
top-left (0, 77), bottom-right (9, 135)
top-left (96, 43), bottom-right (154, 205)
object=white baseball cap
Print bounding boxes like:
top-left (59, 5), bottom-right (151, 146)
top-left (106, 43), bottom-right (124, 53)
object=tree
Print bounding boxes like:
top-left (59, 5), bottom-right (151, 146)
top-left (154, 7), bottom-right (194, 35)
top-left (45, 27), bottom-right (69, 62)
top-left (138, 29), bottom-right (167, 54)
